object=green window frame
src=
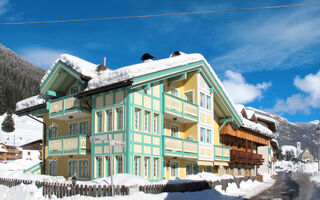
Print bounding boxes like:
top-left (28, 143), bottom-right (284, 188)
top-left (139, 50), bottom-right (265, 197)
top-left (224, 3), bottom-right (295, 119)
top-left (170, 162), bottom-right (179, 178)
top-left (48, 126), bottom-right (58, 138)
top-left (69, 123), bottom-right (78, 136)
top-left (68, 160), bottom-right (78, 177)
top-left (79, 121), bottom-right (89, 135)
top-left (200, 127), bottom-right (205, 143)
top-left (106, 109), bottom-right (113, 132)
top-left (96, 111), bottom-right (103, 133)
top-left (116, 108), bottom-right (124, 130)
top-left (186, 163), bottom-right (193, 176)
top-left (70, 85), bottom-right (80, 94)
top-left (49, 160), bottom-right (57, 176)
top-left (79, 160), bottom-right (89, 178)
top-left (144, 111), bottom-right (150, 133)
top-left (105, 156), bottom-right (111, 177)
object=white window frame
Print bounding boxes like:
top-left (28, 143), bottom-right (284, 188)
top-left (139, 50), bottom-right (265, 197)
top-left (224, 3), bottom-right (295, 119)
top-left (184, 90), bottom-right (194, 103)
top-left (116, 155), bottom-right (123, 174)
top-left (206, 129), bottom-right (211, 144)
top-left (200, 92), bottom-right (205, 108)
top-left (134, 108), bottom-right (141, 131)
top-left (96, 156), bottom-right (104, 178)
top-left (153, 113), bottom-right (159, 134)
top-left (106, 109), bottom-right (113, 132)
top-left (170, 124), bottom-right (179, 138)
top-left (96, 111), bottom-right (104, 133)
top-left (70, 85), bottom-right (81, 94)
top-left (170, 161), bottom-right (179, 179)
top-left (170, 87), bottom-right (179, 97)
top-left (144, 157), bottom-right (150, 178)
top-left (206, 95), bottom-right (211, 110)
top-left (153, 158), bottom-right (159, 178)
top-left (134, 156), bottom-right (140, 176)
top-left (116, 107), bottom-right (124, 130)
top-left (144, 111), bottom-right (150, 133)
top-left (200, 127), bottom-right (205, 143)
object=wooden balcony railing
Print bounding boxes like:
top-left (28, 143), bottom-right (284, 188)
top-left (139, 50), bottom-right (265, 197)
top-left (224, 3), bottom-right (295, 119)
top-left (230, 149), bottom-right (263, 165)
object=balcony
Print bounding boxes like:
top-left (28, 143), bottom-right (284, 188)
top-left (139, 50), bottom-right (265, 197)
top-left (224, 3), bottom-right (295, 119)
top-left (48, 94), bottom-right (91, 120)
top-left (230, 150), bottom-right (263, 165)
top-left (163, 93), bottom-right (198, 123)
top-left (214, 145), bottom-right (230, 161)
top-left (48, 134), bottom-right (90, 156)
top-left (163, 135), bottom-right (198, 158)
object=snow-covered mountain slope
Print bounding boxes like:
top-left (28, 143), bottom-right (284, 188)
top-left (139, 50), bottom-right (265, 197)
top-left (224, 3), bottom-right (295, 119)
top-left (247, 107), bottom-right (319, 157)
top-left (0, 114), bottom-right (42, 146)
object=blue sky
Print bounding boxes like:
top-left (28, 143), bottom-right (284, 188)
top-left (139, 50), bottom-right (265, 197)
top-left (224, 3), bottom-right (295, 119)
top-left (1, 0), bottom-right (320, 122)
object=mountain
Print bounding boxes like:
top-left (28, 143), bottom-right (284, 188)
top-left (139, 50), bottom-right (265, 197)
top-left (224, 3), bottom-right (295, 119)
top-left (247, 107), bottom-right (319, 158)
top-left (0, 44), bottom-right (46, 114)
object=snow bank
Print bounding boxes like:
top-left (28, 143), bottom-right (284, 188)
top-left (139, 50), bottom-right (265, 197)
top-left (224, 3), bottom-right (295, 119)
top-left (15, 94), bottom-right (48, 112)
top-left (0, 114), bottom-right (42, 146)
top-left (0, 159), bottom-right (40, 171)
top-left (40, 54), bottom-right (100, 85)
top-left (80, 174), bottom-right (150, 186)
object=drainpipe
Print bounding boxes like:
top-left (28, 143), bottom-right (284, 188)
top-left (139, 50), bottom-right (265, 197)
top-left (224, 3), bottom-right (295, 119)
top-left (27, 114), bottom-right (46, 173)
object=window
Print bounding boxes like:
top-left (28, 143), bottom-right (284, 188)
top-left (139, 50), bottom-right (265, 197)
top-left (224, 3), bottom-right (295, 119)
top-left (134, 108), bottom-right (141, 130)
top-left (153, 158), bottom-right (159, 178)
top-left (206, 129), bottom-right (211, 144)
top-left (48, 126), bottom-right (58, 138)
top-left (186, 163), bottom-right (193, 176)
top-left (205, 166), bottom-right (212, 172)
top-left (69, 123), bottom-right (78, 135)
top-left (80, 121), bottom-right (89, 135)
top-left (96, 111), bottom-right (103, 133)
top-left (79, 160), bottom-right (89, 178)
top-left (117, 108), bottom-right (123, 130)
top-left (134, 156), bottom-right (140, 176)
top-left (171, 88), bottom-right (179, 97)
top-left (116, 156), bottom-right (123, 174)
top-left (70, 85), bottom-right (80, 94)
top-left (144, 157), bottom-right (150, 178)
top-left (200, 92), bottom-right (205, 108)
top-left (170, 162), bottom-right (178, 178)
top-left (68, 160), bottom-right (78, 177)
top-left (144, 111), bottom-right (150, 132)
top-left (206, 95), bottom-right (211, 110)
top-left (105, 156), bottom-right (111, 177)
top-left (200, 128), bottom-right (205, 143)
top-left (153, 114), bottom-right (159, 134)
top-left (96, 157), bottom-right (103, 178)
top-left (184, 91), bottom-right (194, 103)
top-left (49, 160), bottom-right (57, 176)
top-left (170, 125), bottom-right (179, 137)
top-left (106, 109), bottom-right (113, 131)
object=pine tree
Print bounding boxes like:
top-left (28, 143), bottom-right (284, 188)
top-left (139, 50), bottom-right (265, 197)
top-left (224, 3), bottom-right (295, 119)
top-left (1, 113), bottom-right (15, 132)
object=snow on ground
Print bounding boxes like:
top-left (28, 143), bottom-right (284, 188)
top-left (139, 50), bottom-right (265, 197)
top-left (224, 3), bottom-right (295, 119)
top-left (0, 114), bottom-right (42, 146)
top-left (78, 174), bottom-right (151, 186)
top-left (0, 159), bottom-right (40, 171)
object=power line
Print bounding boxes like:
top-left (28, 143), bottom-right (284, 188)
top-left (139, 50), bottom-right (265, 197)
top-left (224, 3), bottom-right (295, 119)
top-left (0, 2), bottom-right (319, 25)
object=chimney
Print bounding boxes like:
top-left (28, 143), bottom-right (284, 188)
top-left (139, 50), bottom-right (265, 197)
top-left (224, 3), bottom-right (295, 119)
top-left (170, 51), bottom-right (182, 57)
top-left (140, 53), bottom-right (155, 62)
top-left (96, 57), bottom-right (108, 75)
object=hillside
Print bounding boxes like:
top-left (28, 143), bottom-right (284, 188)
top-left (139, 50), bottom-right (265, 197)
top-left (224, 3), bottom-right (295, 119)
top-left (0, 44), bottom-right (46, 114)
top-left (247, 107), bottom-right (319, 157)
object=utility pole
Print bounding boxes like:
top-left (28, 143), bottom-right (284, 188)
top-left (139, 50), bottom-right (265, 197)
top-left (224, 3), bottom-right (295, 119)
top-left (316, 121), bottom-right (320, 171)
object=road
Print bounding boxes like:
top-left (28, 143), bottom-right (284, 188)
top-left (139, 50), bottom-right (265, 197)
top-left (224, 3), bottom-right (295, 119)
top-left (250, 171), bottom-right (300, 200)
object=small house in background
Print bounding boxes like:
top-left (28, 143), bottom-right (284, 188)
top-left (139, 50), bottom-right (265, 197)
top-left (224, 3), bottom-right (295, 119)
top-left (298, 149), bottom-right (314, 163)
top-left (1, 144), bottom-right (22, 161)
top-left (0, 143), bottom-right (8, 162)
top-left (20, 139), bottom-right (43, 160)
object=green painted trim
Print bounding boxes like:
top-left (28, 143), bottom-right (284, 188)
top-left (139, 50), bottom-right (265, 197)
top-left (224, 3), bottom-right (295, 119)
top-left (168, 73), bottom-right (187, 83)
top-left (23, 163), bottom-right (41, 174)
top-left (47, 90), bottom-right (65, 97)
top-left (163, 135), bottom-right (198, 158)
top-left (213, 145), bottom-right (231, 161)
top-left (218, 118), bottom-right (234, 132)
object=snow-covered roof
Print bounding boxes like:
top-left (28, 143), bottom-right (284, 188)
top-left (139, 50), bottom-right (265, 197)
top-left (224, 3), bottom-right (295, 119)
top-left (0, 147), bottom-right (7, 153)
top-left (255, 113), bottom-right (276, 124)
top-left (235, 104), bottom-right (245, 115)
top-left (241, 117), bottom-right (274, 138)
top-left (246, 110), bottom-right (255, 120)
top-left (40, 54), bottom-right (100, 85)
top-left (15, 94), bottom-right (47, 112)
top-left (281, 145), bottom-right (297, 157)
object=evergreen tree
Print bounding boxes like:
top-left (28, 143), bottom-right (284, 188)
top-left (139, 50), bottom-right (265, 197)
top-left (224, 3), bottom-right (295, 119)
top-left (1, 113), bottom-right (15, 132)
top-left (284, 150), bottom-right (294, 161)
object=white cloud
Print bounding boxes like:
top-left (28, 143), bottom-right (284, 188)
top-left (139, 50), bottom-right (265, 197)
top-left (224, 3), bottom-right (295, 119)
top-left (19, 47), bottom-right (65, 68)
top-left (222, 70), bottom-right (271, 104)
top-left (0, 0), bottom-right (9, 15)
top-left (271, 70), bottom-right (320, 114)
top-left (212, 4), bottom-right (320, 72)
